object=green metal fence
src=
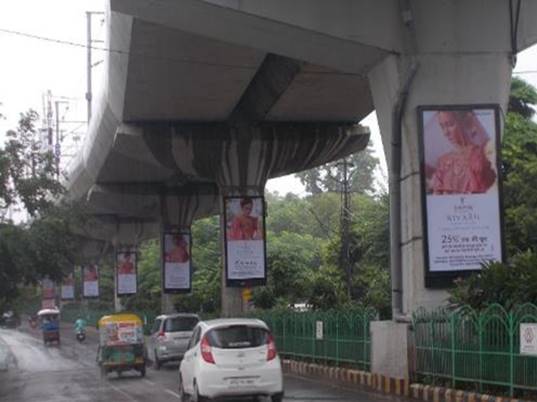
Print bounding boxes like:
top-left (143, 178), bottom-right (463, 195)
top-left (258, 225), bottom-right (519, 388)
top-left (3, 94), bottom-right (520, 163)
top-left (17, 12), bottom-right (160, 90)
top-left (413, 304), bottom-right (537, 399)
top-left (252, 309), bottom-right (377, 370)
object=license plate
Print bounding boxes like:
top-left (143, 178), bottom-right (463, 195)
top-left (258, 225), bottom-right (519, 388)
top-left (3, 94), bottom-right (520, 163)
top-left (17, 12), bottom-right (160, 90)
top-left (228, 378), bottom-right (256, 388)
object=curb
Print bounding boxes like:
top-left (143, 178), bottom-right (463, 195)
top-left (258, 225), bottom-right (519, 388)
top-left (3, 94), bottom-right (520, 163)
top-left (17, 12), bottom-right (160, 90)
top-left (281, 360), bottom-right (410, 397)
top-left (281, 360), bottom-right (530, 402)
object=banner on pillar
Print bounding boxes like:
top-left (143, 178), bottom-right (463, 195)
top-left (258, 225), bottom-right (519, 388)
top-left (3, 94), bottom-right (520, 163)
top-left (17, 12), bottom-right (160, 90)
top-left (61, 271), bottom-right (75, 300)
top-left (41, 277), bottom-right (55, 300)
top-left (116, 247), bottom-right (137, 296)
top-left (223, 196), bottom-right (267, 287)
top-left (418, 105), bottom-right (504, 287)
top-left (82, 264), bottom-right (99, 298)
top-left (162, 228), bottom-right (192, 293)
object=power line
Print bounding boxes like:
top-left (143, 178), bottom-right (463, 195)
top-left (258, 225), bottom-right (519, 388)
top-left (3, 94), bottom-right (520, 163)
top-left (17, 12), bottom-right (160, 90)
top-left (0, 27), bottom-right (258, 71)
top-left (513, 70), bottom-right (537, 75)
top-left (0, 26), bottom-right (367, 77)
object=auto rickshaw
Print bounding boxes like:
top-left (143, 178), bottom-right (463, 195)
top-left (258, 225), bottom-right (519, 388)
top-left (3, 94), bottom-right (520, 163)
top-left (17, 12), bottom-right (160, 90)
top-left (37, 308), bottom-right (60, 345)
top-left (97, 313), bottom-right (146, 378)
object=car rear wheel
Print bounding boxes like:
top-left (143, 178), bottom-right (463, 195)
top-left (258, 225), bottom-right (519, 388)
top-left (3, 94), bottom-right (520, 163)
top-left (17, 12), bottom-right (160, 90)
top-left (193, 381), bottom-right (210, 402)
top-left (178, 375), bottom-right (188, 402)
top-left (271, 392), bottom-right (284, 402)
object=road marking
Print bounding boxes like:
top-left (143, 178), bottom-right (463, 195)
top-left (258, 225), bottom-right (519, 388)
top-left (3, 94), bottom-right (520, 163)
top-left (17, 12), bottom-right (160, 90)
top-left (110, 384), bottom-right (138, 401)
top-left (165, 389), bottom-right (181, 399)
top-left (143, 379), bottom-right (156, 386)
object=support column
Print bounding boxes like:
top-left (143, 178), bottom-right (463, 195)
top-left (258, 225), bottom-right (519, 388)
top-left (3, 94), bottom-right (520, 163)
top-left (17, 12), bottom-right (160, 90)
top-left (367, 3), bottom-right (513, 379)
top-left (218, 186), bottom-right (264, 317)
top-left (369, 52), bottom-right (511, 316)
top-left (159, 193), bottom-right (216, 314)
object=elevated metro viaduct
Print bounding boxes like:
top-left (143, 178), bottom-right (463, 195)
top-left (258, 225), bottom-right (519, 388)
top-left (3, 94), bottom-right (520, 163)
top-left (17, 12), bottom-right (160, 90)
top-left (67, 0), bottom-right (537, 378)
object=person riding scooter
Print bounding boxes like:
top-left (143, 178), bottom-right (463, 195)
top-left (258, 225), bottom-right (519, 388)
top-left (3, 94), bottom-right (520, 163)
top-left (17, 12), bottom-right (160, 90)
top-left (74, 317), bottom-right (87, 342)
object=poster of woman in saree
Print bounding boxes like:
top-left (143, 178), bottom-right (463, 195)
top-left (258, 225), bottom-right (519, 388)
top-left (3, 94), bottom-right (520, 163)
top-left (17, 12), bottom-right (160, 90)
top-left (423, 109), bottom-right (497, 195)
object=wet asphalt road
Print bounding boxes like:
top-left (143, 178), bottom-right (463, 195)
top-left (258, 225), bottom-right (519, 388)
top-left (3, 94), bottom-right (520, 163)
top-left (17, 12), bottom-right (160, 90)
top-left (0, 325), bottom-right (405, 402)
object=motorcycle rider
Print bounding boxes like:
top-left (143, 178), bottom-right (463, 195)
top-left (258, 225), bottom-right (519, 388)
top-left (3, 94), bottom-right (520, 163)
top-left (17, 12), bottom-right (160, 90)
top-left (74, 316), bottom-right (87, 340)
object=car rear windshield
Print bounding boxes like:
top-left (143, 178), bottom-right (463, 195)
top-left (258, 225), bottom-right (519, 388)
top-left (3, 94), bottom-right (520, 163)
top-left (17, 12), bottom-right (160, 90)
top-left (165, 316), bottom-right (199, 332)
top-left (206, 325), bottom-right (269, 349)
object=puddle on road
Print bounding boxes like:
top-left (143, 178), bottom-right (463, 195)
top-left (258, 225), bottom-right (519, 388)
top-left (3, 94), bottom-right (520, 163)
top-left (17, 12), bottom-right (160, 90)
top-left (0, 329), bottom-right (84, 373)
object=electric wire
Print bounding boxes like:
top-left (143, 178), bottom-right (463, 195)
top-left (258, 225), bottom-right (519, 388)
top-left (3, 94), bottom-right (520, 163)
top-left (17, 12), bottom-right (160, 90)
top-left (0, 27), bottom-right (259, 71)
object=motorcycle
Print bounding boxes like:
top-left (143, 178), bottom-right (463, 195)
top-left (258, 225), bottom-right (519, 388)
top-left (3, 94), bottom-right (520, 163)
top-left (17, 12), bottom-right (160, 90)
top-left (76, 329), bottom-right (86, 342)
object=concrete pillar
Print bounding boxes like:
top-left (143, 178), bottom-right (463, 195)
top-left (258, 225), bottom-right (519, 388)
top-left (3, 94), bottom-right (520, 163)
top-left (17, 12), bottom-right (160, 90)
top-left (367, 3), bottom-right (513, 379)
top-left (159, 194), bottom-right (214, 314)
top-left (369, 52), bottom-right (511, 315)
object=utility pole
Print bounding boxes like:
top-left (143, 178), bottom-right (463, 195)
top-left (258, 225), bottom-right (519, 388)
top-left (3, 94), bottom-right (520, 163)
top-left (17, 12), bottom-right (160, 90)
top-left (54, 100), bottom-right (68, 178)
top-left (337, 158), bottom-right (354, 299)
top-left (86, 11), bottom-right (105, 125)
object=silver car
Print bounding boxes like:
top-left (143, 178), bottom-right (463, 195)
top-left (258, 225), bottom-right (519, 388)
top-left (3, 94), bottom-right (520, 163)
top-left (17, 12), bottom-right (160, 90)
top-left (150, 313), bottom-right (200, 369)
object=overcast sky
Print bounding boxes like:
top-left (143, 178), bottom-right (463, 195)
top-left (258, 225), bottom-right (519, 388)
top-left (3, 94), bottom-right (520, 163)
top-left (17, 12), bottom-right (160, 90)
top-left (0, 1), bottom-right (536, 195)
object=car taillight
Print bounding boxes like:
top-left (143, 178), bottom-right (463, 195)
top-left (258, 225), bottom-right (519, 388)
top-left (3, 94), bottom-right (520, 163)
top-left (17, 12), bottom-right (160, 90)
top-left (157, 331), bottom-right (166, 341)
top-left (267, 333), bottom-right (277, 361)
top-left (200, 336), bottom-right (215, 364)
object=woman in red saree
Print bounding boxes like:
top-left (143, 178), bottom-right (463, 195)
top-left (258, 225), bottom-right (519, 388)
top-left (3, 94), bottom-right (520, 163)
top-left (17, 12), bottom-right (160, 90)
top-left (430, 111), bottom-right (496, 194)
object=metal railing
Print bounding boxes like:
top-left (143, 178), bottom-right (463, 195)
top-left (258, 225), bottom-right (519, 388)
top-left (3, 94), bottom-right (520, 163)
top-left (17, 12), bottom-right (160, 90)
top-left (412, 304), bottom-right (537, 398)
top-left (252, 309), bottom-right (377, 370)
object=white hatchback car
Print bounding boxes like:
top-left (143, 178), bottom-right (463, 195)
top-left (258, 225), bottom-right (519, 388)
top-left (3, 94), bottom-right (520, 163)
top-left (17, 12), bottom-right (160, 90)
top-left (179, 318), bottom-right (284, 402)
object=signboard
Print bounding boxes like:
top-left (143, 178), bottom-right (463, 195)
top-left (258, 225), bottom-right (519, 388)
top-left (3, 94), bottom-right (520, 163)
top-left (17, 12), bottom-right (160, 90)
top-left (520, 324), bottom-right (537, 356)
top-left (60, 271), bottom-right (75, 300)
top-left (82, 264), bottom-right (99, 298)
top-left (116, 247), bottom-right (137, 296)
top-left (223, 196), bottom-right (267, 287)
top-left (162, 228), bottom-right (192, 293)
top-left (41, 277), bottom-right (55, 300)
top-left (316, 321), bottom-right (324, 340)
top-left (418, 105), bottom-right (504, 287)
top-left (100, 321), bottom-right (143, 346)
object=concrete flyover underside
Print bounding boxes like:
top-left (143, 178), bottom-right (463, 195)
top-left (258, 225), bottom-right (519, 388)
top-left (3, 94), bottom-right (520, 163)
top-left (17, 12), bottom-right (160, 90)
top-left (66, 0), bottom-right (537, 314)
top-left (67, 0), bottom-right (381, 248)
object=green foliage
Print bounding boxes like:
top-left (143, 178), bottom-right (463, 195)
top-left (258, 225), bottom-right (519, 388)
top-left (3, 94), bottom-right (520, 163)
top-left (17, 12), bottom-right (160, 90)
top-left (509, 77), bottom-right (537, 119)
top-left (2, 110), bottom-right (63, 217)
top-left (295, 143), bottom-right (380, 195)
top-left (0, 110), bottom-right (86, 308)
top-left (448, 251), bottom-right (537, 310)
top-left (502, 112), bottom-right (537, 254)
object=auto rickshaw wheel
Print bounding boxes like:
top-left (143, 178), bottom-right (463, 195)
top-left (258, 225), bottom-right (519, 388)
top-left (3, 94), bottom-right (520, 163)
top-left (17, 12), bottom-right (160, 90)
top-left (140, 364), bottom-right (146, 377)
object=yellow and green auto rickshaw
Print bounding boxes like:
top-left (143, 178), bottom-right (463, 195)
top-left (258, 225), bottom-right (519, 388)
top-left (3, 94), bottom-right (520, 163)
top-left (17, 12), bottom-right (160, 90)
top-left (97, 313), bottom-right (146, 378)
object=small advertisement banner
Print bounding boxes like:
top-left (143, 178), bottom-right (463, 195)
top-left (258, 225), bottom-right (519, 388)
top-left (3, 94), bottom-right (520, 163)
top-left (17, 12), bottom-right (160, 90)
top-left (418, 105), bottom-right (504, 287)
top-left (224, 196), bottom-right (267, 287)
top-left (162, 228), bottom-right (192, 293)
top-left (82, 264), bottom-right (99, 298)
top-left (60, 271), bottom-right (75, 300)
top-left (41, 277), bottom-right (55, 300)
top-left (100, 321), bottom-right (144, 346)
top-left (116, 247), bottom-right (137, 296)
top-left (520, 324), bottom-right (537, 355)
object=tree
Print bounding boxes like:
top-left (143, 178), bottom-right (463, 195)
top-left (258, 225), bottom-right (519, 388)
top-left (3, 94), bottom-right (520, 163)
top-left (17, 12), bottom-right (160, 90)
top-left (295, 143), bottom-right (380, 195)
top-left (2, 110), bottom-right (62, 218)
top-left (0, 110), bottom-right (82, 310)
top-left (502, 78), bottom-right (537, 254)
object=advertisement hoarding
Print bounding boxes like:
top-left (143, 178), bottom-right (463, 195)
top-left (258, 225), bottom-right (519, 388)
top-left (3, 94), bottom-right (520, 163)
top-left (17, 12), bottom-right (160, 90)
top-left (82, 264), bottom-right (99, 298)
top-left (223, 196), bottom-right (267, 287)
top-left (418, 105), bottom-right (504, 287)
top-left (60, 271), bottom-right (75, 300)
top-left (116, 247), bottom-right (137, 296)
top-left (162, 228), bottom-right (192, 293)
